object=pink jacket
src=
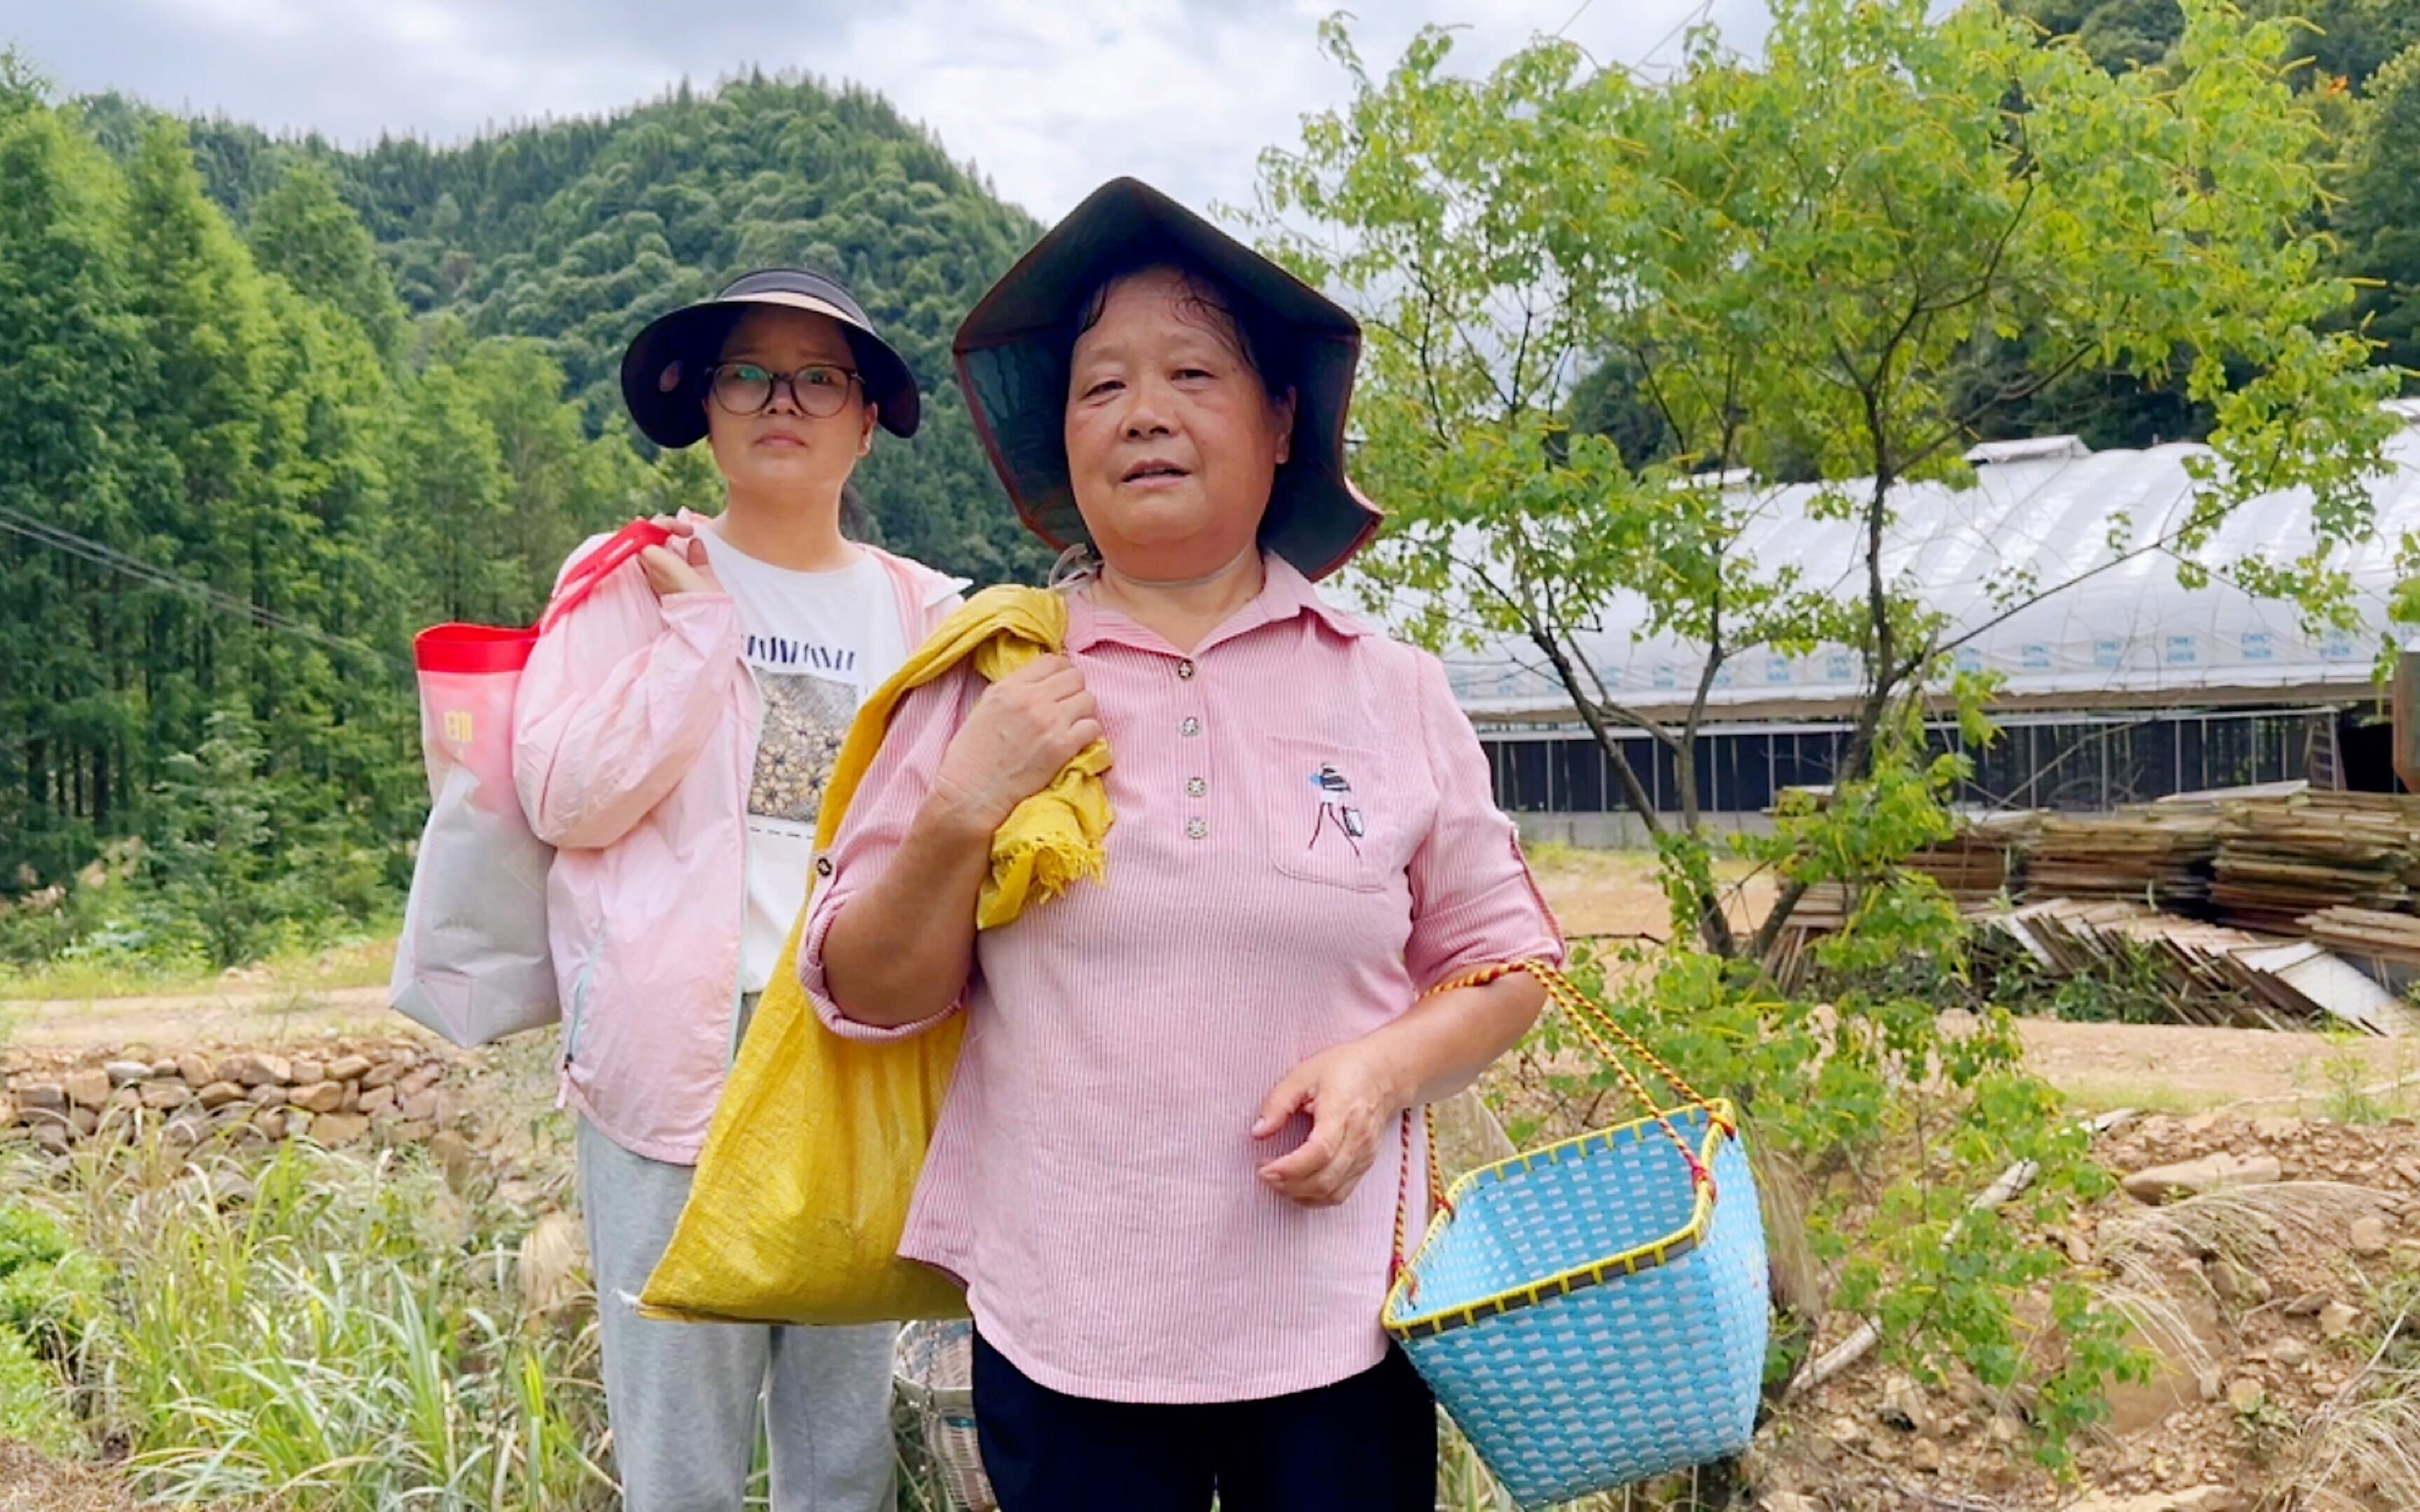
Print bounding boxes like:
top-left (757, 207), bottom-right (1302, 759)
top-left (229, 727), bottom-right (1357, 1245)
top-left (513, 514), bottom-right (961, 1163)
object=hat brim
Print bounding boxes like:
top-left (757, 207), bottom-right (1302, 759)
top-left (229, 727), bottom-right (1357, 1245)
top-left (622, 292), bottom-right (922, 447)
top-left (952, 178), bottom-right (1380, 582)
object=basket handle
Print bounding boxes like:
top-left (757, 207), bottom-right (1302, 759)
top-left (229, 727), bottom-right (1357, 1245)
top-left (1389, 958), bottom-right (1726, 1292)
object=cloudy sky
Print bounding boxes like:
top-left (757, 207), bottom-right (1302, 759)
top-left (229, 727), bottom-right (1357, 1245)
top-left (5, 0), bottom-right (1770, 221)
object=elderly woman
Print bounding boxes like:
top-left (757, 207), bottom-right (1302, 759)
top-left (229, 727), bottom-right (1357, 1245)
top-left (802, 181), bottom-right (1562, 1511)
top-left (514, 269), bottom-right (962, 1511)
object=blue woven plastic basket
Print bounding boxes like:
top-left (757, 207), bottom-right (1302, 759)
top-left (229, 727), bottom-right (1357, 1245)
top-left (1384, 967), bottom-right (1769, 1509)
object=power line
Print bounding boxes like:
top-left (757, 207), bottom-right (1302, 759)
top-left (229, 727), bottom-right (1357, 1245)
top-left (0, 504), bottom-right (408, 673)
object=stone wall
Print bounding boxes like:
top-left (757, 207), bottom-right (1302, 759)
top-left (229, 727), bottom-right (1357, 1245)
top-left (1, 1041), bottom-right (464, 1156)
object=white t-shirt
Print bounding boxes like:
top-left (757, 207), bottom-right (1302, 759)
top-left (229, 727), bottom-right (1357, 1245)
top-left (698, 533), bottom-right (951, 992)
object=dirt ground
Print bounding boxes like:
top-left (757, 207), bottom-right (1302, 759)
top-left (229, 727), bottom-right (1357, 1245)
top-left (4, 851), bottom-right (2417, 1509)
top-left (13, 853), bottom-right (2402, 1115)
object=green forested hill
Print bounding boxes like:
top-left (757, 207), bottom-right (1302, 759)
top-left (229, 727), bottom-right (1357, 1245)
top-left (1, 58), bottom-right (1049, 953)
top-left (81, 71), bottom-right (1053, 584)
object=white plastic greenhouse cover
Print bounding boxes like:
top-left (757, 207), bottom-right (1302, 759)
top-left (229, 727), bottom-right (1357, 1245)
top-left (1373, 412), bottom-right (2420, 724)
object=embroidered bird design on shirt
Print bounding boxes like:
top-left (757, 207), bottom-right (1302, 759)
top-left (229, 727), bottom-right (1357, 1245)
top-left (1308, 764), bottom-right (1365, 855)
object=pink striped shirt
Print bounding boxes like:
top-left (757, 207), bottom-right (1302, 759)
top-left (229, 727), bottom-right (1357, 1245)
top-left (798, 556), bottom-right (1563, 1404)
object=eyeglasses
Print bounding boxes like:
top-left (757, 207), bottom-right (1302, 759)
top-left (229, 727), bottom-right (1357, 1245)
top-left (706, 363), bottom-right (861, 419)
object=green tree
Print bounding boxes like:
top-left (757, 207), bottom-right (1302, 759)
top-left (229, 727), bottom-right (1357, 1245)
top-left (2337, 41), bottom-right (2420, 380)
top-left (0, 82), bottom-right (144, 883)
top-left (1255, 0), bottom-right (2397, 1459)
top-left (390, 359), bottom-right (517, 624)
top-left (247, 158), bottom-right (410, 360)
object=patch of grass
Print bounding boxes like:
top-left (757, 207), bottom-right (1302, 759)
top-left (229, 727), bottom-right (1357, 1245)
top-left (2053, 1079), bottom-right (2228, 1118)
top-left (0, 929), bottom-right (396, 1003)
top-left (0, 1130), bottom-right (615, 1511)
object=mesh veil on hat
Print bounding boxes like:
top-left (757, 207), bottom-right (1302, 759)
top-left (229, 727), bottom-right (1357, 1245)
top-left (952, 177), bottom-right (1381, 581)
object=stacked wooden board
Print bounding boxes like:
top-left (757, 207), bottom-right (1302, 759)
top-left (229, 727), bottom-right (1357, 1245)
top-left (1986, 899), bottom-right (2420, 1036)
top-left (1900, 810), bottom-right (2041, 909)
top-left (2300, 905), bottom-right (2420, 969)
top-left (2202, 790), bottom-right (2420, 934)
top-left (1758, 784), bottom-right (2420, 1036)
top-left (2024, 808), bottom-right (2218, 910)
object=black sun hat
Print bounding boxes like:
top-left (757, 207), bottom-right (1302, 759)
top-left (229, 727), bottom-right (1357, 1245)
top-left (952, 177), bottom-right (1380, 582)
top-left (621, 269), bottom-right (922, 447)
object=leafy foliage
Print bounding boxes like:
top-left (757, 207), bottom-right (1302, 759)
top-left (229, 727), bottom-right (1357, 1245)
top-left (1251, 0), bottom-right (2398, 1466)
top-left (1, 60), bottom-right (1053, 949)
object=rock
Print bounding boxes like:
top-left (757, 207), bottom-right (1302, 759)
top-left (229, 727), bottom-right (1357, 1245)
top-left (2073, 1492), bottom-right (2244, 1512)
top-left (2195, 1368), bottom-right (2222, 1402)
top-left (69, 1106), bottom-right (97, 1138)
top-left (162, 1114), bottom-right (203, 1149)
top-left (281, 1111), bottom-right (310, 1140)
top-left (1878, 1374), bottom-right (1937, 1437)
top-left (2350, 1215), bottom-right (2390, 1257)
top-left (398, 1065), bottom-right (443, 1099)
top-left (361, 1059), bottom-right (410, 1091)
top-left (326, 1054), bottom-right (373, 1083)
top-left (429, 1129), bottom-right (475, 1191)
top-left (175, 1052), bottom-right (214, 1087)
top-left (1907, 1438), bottom-right (1944, 1474)
top-left (2268, 1336), bottom-right (2311, 1368)
top-left (2251, 1114), bottom-right (2300, 1140)
top-left (2320, 1301), bottom-right (2361, 1340)
top-left (105, 1085), bottom-right (141, 1111)
top-left (16, 1082), bottom-right (64, 1114)
top-left (251, 1109), bottom-right (286, 1140)
top-left (399, 1088), bottom-right (438, 1123)
top-left (339, 1082), bottom-right (361, 1114)
top-left (291, 1057), bottom-right (326, 1087)
top-left (359, 1084), bottom-right (397, 1116)
top-left (388, 1119), bottom-right (436, 1143)
top-left (246, 1084), bottom-right (287, 1107)
top-left (147, 1058), bottom-right (178, 1079)
top-left (2393, 1155), bottom-right (2420, 1189)
top-left (2206, 1259), bottom-right (2269, 1305)
top-left (312, 1112), bottom-right (370, 1147)
top-left (291, 1081), bottom-right (345, 1114)
top-left (34, 1124), bottom-right (71, 1156)
top-left (2225, 1377), bottom-right (2265, 1413)
top-left (226, 1053), bottom-right (293, 1088)
top-left (195, 1081), bottom-right (246, 1110)
top-left (104, 1060), bottom-right (150, 1087)
top-left (2284, 1294), bottom-right (2330, 1318)
top-left (2123, 1154), bottom-right (2283, 1203)
top-left (1762, 1494), bottom-right (1821, 1512)
top-left (139, 1081), bottom-right (191, 1111)
top-left (62, 1069), bottom-right (111, 1109)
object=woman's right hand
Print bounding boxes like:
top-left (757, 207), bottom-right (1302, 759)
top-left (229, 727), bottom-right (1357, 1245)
top-left (925, 657), bottom-right (1101, 836)
top-left (639, 519), bottom-right (721, 599)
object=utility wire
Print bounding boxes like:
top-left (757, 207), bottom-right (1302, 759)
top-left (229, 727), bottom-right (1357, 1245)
top-left (0, 503), bottom-right (409, 673)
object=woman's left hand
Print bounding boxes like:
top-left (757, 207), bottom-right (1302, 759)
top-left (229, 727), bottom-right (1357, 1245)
top-left (1252, 1041), bottom-right (1407, 1209)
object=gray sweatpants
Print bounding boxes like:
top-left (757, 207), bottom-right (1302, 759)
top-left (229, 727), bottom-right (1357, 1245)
top-left (578, 1116), bottom-right (898, 1511)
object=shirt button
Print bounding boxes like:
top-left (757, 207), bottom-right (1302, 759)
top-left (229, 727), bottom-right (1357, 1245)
top-left (1179, 717), bottom-right (1202, 738)
top-left (813, 856), bottom-right (835, 878)
top-left (1185, 777), bottom-right (1207, 798)
top-left (1176, 659), bottom-right (1197, 680)
top-left (1185, 816), bottom-right (1209, 840)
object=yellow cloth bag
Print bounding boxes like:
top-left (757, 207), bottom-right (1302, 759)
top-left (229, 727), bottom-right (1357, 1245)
top-left (638, 585), bottom-right (1112, 1325)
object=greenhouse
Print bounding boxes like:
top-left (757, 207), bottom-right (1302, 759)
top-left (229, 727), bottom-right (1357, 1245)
top-left (1419, 407), bottom-right (2420, 841)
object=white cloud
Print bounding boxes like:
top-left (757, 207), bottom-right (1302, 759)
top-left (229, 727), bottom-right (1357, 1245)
top-left (4, 0), bottom-right (1769, 220)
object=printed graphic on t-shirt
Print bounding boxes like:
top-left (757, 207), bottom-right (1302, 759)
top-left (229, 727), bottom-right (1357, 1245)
top-left (747, 667), bottom-right (856, 825)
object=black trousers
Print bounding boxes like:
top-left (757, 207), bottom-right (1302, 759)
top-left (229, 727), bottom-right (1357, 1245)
top-left (970, 1330), bottom-right (1438, 1512)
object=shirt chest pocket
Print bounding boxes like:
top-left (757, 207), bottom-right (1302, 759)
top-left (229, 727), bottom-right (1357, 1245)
top-left (1263, 736), bottom-right (1407, 892)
